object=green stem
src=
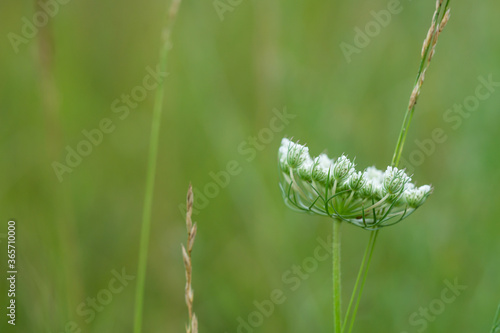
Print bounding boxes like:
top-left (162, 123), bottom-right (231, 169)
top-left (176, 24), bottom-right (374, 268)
top-left (347, 230), bottom-right (379, 333)
top-left (333, 219), bottom-right (342, 332)
top-left (133, 1), bottom-right (181, 331)
top-left (341, 231), bottom-right (375, 332)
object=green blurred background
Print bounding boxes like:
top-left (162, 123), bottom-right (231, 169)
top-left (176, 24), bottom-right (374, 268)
top-left (1, 0), bottom-right (499, 332)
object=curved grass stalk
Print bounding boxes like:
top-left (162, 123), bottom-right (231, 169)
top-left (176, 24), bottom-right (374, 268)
top-left (345, 1), bottom-right (451, 331)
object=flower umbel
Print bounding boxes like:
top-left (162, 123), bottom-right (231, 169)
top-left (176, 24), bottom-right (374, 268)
top-left (278, 138), bottom-right (433, 230)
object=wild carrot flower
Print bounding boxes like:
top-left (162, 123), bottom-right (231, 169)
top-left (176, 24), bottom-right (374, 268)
top-left (278, 138), bottom-right (433, 230)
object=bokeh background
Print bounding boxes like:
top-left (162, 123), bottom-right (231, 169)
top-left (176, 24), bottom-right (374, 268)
top-left (1, 0), bottom-right (499, 332)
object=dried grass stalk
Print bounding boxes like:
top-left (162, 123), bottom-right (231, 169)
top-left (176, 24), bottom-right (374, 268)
top-left (408, 0), bottom-right (451, 111)
top-left (183, 184), bottom-right (198, 333)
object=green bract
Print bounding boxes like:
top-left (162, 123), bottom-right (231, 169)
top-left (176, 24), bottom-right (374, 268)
top-left (278, 138), bottom-right (433, 230)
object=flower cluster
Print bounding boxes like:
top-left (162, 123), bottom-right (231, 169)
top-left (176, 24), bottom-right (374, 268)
top-left (278, 138), bottom-right (433, 230)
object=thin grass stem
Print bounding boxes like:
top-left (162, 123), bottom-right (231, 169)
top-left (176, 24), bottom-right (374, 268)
top-left (133, 1), bottom-right (182, 332)
top-left (341, 231), bottom-right (375, 332)
top-left (346, 230), bottom-right (379, 333)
